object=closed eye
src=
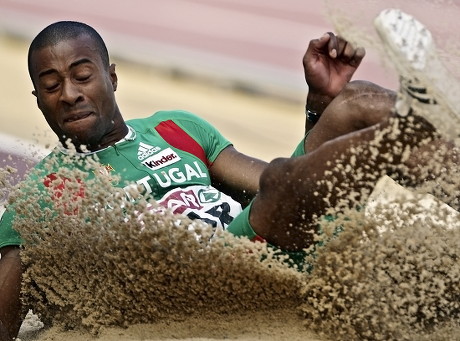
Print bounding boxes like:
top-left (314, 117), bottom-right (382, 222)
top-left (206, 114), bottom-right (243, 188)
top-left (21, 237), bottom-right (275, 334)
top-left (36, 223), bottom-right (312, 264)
top-left (45, 83), bottom-right (60, 92)
top-left (75, 75), bottom-right (91, 82)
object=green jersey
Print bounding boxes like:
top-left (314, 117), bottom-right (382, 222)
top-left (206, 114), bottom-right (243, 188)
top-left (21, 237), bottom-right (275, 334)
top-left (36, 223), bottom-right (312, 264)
top-left (0, 110), bottom-right (243, 248)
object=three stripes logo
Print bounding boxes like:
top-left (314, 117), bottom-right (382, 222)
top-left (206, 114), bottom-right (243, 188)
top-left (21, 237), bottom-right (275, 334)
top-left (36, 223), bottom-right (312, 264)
top-left (137, 142), bottom-right (161, 160)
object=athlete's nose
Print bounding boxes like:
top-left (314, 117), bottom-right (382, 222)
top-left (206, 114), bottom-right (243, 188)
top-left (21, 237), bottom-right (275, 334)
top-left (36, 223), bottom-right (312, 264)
top-left (60, 79), bottom-right (83, 105)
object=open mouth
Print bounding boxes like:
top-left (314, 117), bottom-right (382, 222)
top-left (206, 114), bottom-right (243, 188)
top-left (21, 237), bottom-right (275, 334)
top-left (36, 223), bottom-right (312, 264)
top-left (64, 112), bottom-right (93, 123)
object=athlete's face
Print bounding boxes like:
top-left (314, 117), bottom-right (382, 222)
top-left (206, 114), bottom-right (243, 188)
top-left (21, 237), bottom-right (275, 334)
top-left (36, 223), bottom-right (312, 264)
top-left (30, 34), bottom-right (125, 151)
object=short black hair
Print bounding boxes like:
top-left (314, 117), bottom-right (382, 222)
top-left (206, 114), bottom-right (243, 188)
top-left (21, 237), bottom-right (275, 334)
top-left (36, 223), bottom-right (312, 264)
top-left (28, 21), bottom-right (110, 80)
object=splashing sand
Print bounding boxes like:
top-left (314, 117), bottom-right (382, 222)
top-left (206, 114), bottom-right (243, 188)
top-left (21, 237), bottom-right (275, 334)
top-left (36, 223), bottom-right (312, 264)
top-left (1, 2), bottom-right (459, 340)
top-left (3, 112), bottom-right (458, 341)
top-left (7, 157), bottom-right (308, 340)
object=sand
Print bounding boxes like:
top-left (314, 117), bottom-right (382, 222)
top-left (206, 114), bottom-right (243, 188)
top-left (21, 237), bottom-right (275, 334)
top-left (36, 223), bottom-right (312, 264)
top-left (9, 133), bottom-right (459, 341)
top-left (1, 3), bottom-right (460, 340)
top-left (0, 32), bottom-right (315, 341)
top-left (18, 309), bottom-right (321, 341)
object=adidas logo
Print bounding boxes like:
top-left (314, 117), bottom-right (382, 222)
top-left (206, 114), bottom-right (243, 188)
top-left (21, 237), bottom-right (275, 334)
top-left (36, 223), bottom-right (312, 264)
top-left (137, 142), bottom-right (161, 160)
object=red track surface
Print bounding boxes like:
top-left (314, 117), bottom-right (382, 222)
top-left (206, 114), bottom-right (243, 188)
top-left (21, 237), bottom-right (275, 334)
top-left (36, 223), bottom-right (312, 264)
top-left (0, 0), bottom-right (396, 100)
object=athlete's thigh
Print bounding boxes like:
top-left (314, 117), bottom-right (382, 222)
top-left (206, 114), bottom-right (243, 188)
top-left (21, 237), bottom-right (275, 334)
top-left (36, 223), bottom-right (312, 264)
top-left (306, 81), bottom-right (395, 152)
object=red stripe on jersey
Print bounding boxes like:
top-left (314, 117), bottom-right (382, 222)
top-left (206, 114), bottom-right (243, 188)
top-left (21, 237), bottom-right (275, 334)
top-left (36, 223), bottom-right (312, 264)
top-left (155, 120), bottom-right (210, 167)
top-left (43, 173), bottom-right (85, 215)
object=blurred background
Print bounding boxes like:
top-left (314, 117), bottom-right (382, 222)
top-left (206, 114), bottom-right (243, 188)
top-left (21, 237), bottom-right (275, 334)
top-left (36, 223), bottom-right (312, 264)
top-left (1, 0), bottom-right (457, 178)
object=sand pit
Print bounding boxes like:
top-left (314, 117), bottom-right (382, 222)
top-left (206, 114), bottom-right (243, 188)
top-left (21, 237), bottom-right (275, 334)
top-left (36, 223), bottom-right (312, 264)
top-left (4, 121), bottom-right (458, 341)
top-left (9, 172), bottom-right (460, 341)
top-left (1, 2), bottom-right (460, 341)
top-left (18, 309), bottom-right (321, 341)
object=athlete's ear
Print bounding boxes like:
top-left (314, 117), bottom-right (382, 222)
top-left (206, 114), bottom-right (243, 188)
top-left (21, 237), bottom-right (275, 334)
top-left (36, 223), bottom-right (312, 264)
top-left (32, 90), bottom-right (40, 108)
top-left (109, 63), bottom-right (118, 91)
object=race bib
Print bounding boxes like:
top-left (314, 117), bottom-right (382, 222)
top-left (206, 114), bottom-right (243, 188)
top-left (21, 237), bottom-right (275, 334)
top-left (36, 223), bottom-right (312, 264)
top-left (156, 185), bottom-right (242, 230)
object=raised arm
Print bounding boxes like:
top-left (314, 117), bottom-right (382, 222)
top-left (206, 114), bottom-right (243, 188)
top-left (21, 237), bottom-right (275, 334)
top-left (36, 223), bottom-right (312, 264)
top-left (303, 32), bottom-right (365, 132)
top-left (0, 246), bottom-right (23, 341)
top-left (209, 146), bottom-right (268, 207)
top-left (209, 34), bottom-right (366, 203)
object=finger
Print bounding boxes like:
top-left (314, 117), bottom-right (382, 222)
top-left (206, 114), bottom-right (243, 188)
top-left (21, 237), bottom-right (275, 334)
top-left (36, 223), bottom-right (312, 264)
top-left (303, 32), bottom-right (332, 64)
top-left (310, 32), bottom-right (332, 51)
top-left (343, 43), bottom-right (366, 66)
top-left (326, 32), bottom-right (338, 58)
top-left (335, 35), bottom-right (349, 57)
top-left (350, 46), bottom-right (366, 67)
top-left (337, 38), bottom-right (366, 66)
top-left (342, 41), bottom-right (357, 61)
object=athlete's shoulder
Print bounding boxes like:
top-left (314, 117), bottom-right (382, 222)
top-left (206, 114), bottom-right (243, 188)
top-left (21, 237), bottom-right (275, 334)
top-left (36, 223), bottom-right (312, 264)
top-left (126, 110), bottom-right (206, 131)
top-left (28, 147), bottom-right (79, 180)
top-left (154, 110), bottom-right (203, 121)
top-left (126, 110), bottom-right (214, 132)
top-left (32, 148), bottom-right (61, 170)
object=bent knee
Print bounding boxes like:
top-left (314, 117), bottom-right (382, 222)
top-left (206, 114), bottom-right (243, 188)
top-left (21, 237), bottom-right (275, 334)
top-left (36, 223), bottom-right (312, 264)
top-left (258, 157), bottom-right (294, 194)
top-left (328, 80), bottom-right (396, 129)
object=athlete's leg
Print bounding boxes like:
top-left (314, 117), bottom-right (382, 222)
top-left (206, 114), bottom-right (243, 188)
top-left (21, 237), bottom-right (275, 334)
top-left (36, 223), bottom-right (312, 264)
top-left (249, 8), bottom-right (460, 252)
top-left (374, 7), bottom-right (460, 203)
top-left (250, 112), bottom-right (427, 250)
top-left (374, 8), bottom-right (460, 139)
top-left (305, 80), bottom-right (397, 153)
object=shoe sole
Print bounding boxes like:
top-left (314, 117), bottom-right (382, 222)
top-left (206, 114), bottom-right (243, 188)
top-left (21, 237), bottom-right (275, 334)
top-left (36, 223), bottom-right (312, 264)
top-left (374, 8), bottom-right (460, 139)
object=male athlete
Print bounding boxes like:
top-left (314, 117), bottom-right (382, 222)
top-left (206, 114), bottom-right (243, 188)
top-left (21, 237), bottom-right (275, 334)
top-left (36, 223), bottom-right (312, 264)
top-left (1, 9), bottom-right (459, 340)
